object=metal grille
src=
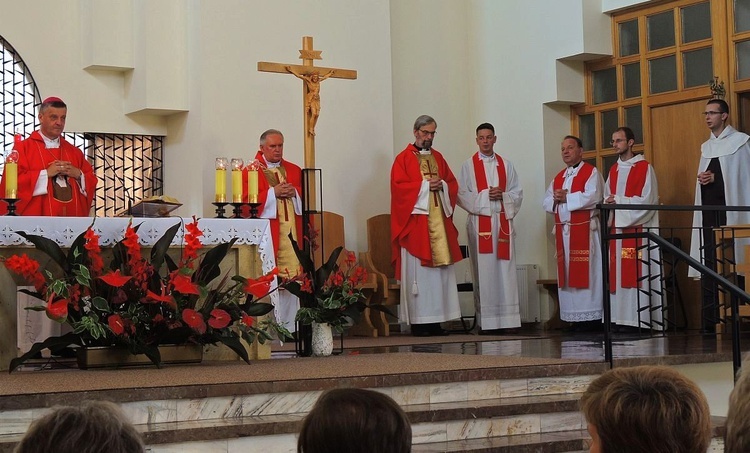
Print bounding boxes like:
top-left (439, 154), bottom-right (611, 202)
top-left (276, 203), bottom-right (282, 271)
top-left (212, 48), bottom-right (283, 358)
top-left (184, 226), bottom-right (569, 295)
top-left (1, 35), bottom-right (164, 217)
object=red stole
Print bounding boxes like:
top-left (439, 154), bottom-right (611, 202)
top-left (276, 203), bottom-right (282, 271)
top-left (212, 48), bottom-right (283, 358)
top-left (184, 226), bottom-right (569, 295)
top-left (472, 153), bottom-right (510, 259)
top-left (553, 163), bottom-right (595, 288)
top-left (608, 160), bottom-right (649, 291)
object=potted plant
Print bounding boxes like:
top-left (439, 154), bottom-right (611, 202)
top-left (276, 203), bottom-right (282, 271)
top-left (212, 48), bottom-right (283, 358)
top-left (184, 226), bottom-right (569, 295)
top-left (3, 217), bottom-right (290, 371)
top-left (284, 235), bottom-right (391, 356)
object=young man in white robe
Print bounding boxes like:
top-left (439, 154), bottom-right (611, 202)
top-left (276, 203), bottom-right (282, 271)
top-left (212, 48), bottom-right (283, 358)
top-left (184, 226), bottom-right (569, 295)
top-left (604, 126), bottom-right (663, 331)
top-left (543, 136), bottom-right (605, 331)
top-left (458, 123), bottom-right (523, 334)
top-left (689, 99), bottom-right (750, 332)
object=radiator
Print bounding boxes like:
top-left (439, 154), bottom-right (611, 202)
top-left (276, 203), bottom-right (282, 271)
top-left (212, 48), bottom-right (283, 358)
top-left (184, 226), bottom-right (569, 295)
top-left (517, 264), bottom-right (540, 323)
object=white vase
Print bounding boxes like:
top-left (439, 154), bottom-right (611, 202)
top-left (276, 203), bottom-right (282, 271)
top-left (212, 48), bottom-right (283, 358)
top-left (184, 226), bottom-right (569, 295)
top-left (311, 322), bottom-right (334, 356)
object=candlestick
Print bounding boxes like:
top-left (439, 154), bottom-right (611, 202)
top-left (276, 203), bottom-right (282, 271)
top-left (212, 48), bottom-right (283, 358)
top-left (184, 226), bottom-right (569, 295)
top-left (247, 169), bottom-right (259, 203)
top-left (5, 149), bottom-right (19, 199)
top-left (215, 157), bottom-right (228, 203)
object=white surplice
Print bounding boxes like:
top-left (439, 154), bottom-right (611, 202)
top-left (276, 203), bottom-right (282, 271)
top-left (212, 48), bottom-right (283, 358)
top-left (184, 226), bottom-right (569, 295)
top-left (604, 155), bottom-right (664, 329)
top-left (457, 152), bottom-right (522, 329)
top-left (542, 164), bottom-right (605, 322)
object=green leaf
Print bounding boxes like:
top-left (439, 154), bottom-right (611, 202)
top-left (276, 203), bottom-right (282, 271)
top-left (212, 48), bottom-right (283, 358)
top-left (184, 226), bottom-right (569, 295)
top-left (289, 233), bottom-right (315, 275)
top-left (66, 228), bottom-right (89, 268)
top-left (92, 297), bottom-right (110, 311)
top-left (9, 332), bottom-right (82, 373)
top-left (150, 222), bottom-right (181, 271)
top-left (242, 302), bottom-right (274, 317)
top-left (24, 305), bottom-right (47, 312)
top-left (216, 334), bottom-right (250, 365)
top-left (16, 231), bottom-right (68, 272)
top-left (194, 239), bottom-right (237, 285)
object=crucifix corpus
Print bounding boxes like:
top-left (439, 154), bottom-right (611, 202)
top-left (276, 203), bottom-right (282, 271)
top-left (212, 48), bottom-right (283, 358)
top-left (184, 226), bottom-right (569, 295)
top-left (257, 36), bottom-right (357, 169)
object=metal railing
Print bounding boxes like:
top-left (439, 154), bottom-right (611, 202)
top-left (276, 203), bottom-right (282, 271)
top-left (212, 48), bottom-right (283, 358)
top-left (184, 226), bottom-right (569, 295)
top-left (599, 204), bottom-right (750, 377)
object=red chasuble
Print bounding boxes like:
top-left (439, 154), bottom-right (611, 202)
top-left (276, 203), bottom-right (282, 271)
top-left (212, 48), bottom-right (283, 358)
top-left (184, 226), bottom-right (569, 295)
top-left (390, 144), bottom-right (462, 276)
top-left (241, 151), bottom-right (304, 258)
top-left (471, 153), bottom-right (510, 259)
top-left (553, 163), bottom-right (595, 288)
top-left (608, 160), bottom-right (649, 291)
top-left (0, 131), bottom-right (97, 216)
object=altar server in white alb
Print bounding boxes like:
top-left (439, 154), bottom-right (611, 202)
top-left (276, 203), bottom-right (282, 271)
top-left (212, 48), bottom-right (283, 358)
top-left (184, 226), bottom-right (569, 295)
top-left (604, 126), bottom-right (663, 331)
top-left (543, 135), bottom-right (605, 330)
top-left (458, 123), bottom-right (523, 335)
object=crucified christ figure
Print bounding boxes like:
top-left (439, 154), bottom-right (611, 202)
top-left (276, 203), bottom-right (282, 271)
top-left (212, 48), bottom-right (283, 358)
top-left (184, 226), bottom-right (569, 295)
top-left (286, 66), bottom-right (335, 136)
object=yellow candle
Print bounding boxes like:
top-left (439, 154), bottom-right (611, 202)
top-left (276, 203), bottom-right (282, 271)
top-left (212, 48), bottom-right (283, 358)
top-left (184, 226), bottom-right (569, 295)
top-left (5, 162), bottom-right (17, 198)
top-left (248, 169), bottom-right (259, 203)
top-left (215, 168), bottom-right (226, 202)
top-left (232, 170), bottom-right (242, 203)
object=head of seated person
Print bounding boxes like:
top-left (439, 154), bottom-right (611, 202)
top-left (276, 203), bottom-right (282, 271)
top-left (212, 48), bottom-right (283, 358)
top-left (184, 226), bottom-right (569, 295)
top-left (14, 400), bottom-right (144, 453)
top-left (580, 365), bottom-right (711, 453)
top-left (726, 356), bottom-right (750, 453)
top-left (297, 388), bottom-right (412, 453)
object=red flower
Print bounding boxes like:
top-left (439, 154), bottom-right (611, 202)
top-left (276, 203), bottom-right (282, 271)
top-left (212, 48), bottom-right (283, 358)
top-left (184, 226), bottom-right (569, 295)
top-left (208, 309), bottom-right (231, 329)
top-left (99, 269), bottom-right (132, 287)
top-left (244, 268), bottom-right (278, 298)
top-left (145, 288), bottom-right (177, 310)
top-left (182, 309), bottom-right (206, 334)
top-left (170, 272), bottom-right (200, 295)
top-left (46, 296), bottom-right (68, 322)
top-left (345, 250), bottom-right (357, 265)
top-left (182, 216), bottom-right (203, 268)
top-left (123, 223), bottom-right (141, 268)
top-left (108, 314), bottom-right (126, 335)
top-left (83, 228), bottom-right (104, 276)
top-left (3, 254), bottom-right (46, 291)
top-left (299, 274), bottom-right (314, 294)
top-left (240, 313), bottom-right (254, 327)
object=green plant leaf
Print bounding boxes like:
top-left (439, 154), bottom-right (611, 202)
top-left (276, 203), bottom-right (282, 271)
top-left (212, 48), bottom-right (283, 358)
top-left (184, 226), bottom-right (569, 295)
top-left (217, 334), bottom-right (250, 364)
top-left (16, 231), bottom-right (68, 272)
top-left (150, 222), bottom-right (181, 271)
top-left (242, 302), bottom-right (275, 316)
top-left (9, 332), bottom-right (82, 373)
top-left (92, 296), bottom-right (109, 311)
top-left (194, 238), bottom-right (237, 285)
top-left (66, 228), bottom-right (89, 268)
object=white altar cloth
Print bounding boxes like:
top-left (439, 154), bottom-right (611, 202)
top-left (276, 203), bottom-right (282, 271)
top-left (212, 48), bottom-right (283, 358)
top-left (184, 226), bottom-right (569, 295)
top-left (0, 217), bottom-right (276, 275)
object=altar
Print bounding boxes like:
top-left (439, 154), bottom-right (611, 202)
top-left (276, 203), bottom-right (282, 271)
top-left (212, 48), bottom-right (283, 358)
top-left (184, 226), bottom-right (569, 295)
top-left (0, 217), bottom-right (276, 370)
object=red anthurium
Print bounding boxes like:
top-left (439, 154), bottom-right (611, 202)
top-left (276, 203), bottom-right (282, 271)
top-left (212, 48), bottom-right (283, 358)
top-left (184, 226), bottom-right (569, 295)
top-left (46, 296), bottom-right (68, 322)
top-left (99, 269), bottom-right (132, 287)
top-left (240, 313), bottom-right (254, 327)
top-left (170, 273), bottom-right (200, 295)
top-left (145, 289), bottom-right (177, 310)
top-left (108, 314), bottom-right (126, 335)
top-left (244, 268), bottom-right (278, 298)
top-left (208, 309), bottom-right (231, 329)
top-left (182, 309), bottom-right (206, 334)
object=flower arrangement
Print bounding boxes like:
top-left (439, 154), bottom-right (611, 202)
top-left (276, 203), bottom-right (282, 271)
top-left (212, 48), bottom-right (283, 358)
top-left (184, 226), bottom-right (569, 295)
top-left (284, 235), bottom-right (390, 333)
top-left (4, 217), bottom-right (290, 372)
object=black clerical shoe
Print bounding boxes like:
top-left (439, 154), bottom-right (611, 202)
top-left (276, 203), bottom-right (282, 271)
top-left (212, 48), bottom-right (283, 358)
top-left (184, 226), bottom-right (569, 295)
top-left (478, 328), bottom-right (504, 336)
top-left (428, 323), bottom-right (450, 336)
top-left (411, 324), bottom-right (431, 337)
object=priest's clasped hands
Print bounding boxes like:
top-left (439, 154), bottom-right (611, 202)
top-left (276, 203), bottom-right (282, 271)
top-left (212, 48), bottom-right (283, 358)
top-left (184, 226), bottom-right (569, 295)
top-left (697, 170), bottom-right (715, 185)
top-left (47, 160), bottom-right (82, 179)
top-left (274, 182), bottom-right (297, 198)
top-left (552, 188), bottom-right (568, 204)
top-left (428, 177), bottom-right (444, 192)
top-left (488, 186), bottom-right (504, 201)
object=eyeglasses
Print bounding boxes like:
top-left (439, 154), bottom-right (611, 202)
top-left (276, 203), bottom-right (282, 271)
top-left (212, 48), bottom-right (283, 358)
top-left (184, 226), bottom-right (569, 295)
top-left (610, 138), bottom-right (626, 145)
top-left (703, 111), bottom-right (724, 116)
top-left (419, 129), bottom-right (437, 136)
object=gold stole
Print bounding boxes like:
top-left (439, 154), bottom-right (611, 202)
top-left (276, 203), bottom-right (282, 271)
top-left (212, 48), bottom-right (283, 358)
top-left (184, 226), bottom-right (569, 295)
top-left (263, 166), bottom-right (301, 277)
top-left (418, 153), bottom-right (453, 267)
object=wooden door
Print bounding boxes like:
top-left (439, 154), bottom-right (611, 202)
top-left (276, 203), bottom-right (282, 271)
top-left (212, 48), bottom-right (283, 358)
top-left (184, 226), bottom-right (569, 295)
top-left (650, 99), bottom-right (707, 329)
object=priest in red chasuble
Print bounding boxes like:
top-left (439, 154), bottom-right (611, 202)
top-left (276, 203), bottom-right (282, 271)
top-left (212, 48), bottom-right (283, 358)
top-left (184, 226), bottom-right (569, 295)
top-left (457, 123), bottom-right (523, 335)
top-left (543, 135), bottom-right (604, 331)
top-left (604, 127), bottom-right (662, 332)
top-left (391, 115), bottom-right (462, 337)
top-left (244, 129), bottom-right (303, 333)
top-left (0, 97), bottom-right (97, 216)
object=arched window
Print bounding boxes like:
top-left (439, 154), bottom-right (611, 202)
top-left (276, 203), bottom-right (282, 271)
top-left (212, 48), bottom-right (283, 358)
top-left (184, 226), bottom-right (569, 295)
top-left (0, 35), bottom-right (164, 217)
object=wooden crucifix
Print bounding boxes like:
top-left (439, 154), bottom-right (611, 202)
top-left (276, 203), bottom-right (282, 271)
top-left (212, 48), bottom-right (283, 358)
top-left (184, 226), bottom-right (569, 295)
top-left (257, 36), bottom-right (357, 169)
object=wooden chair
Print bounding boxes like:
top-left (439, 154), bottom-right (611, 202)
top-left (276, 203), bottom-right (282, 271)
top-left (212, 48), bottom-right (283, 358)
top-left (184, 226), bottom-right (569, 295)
top-left (358, 213), bottom-right (400, 336)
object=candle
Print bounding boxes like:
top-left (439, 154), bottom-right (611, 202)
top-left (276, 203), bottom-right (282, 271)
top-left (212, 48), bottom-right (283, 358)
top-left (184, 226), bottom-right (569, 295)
top-left (230, 158), bottom-right (244, 203)
top-left (215, 158), bottom-right (228, 202)
top-left (5, 148), bottom-right (19, 199)
top-left (248, 169), bottom-right (259, 203)
top-left (5, 162), bottom-right (17, 198)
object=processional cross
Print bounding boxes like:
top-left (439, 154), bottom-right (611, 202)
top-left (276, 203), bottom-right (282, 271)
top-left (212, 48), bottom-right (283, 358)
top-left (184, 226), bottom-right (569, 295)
top-left (257, 36), bottom-right (357, 169)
